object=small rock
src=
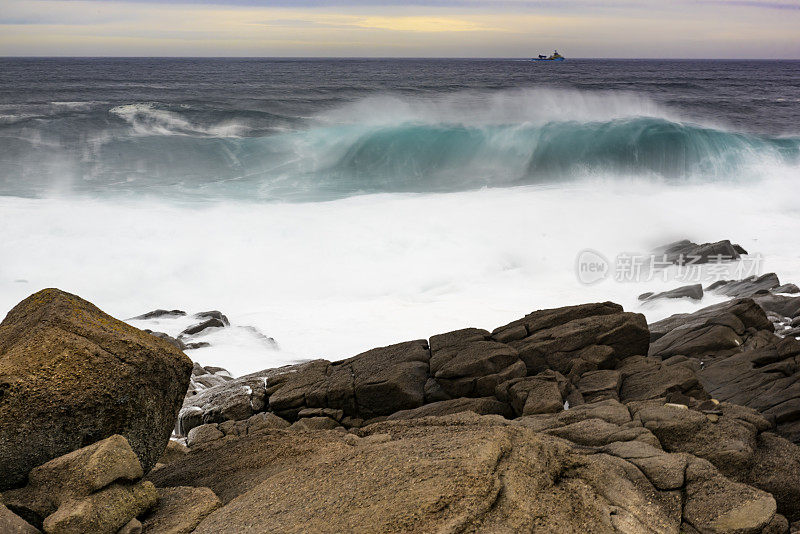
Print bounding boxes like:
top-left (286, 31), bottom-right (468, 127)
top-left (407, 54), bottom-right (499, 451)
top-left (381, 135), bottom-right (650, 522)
top-left (203, 366), bottom-right (231, 376)
top-left (180, 318), bottom-right (226, 337)
top-left (184, 342), bottom-right (212, 350)
top-left (41, 481), bottom-right (157, 534)
top-left (193, 311), bottom-right (230, 326)
top-left (3, 435), bottom-right (144, 524)
top-left (144, 330), bottom-right (187, 350)
top-left (129, 309), bottom-right (186, 320)
top-left (639, 284), bottom-right (703, 302)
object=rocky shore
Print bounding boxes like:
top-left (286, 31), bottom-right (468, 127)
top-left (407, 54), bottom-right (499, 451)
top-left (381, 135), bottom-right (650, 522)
top-left (2, 258), bottom-right (800, 532)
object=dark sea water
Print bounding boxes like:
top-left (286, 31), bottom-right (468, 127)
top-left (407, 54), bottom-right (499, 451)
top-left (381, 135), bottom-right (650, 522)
top-left (1, 58), bottom-right (799, 200)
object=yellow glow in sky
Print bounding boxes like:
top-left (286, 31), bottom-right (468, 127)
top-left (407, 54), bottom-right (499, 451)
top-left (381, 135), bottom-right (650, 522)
top-left (0, 0), bottom-right (798, 58)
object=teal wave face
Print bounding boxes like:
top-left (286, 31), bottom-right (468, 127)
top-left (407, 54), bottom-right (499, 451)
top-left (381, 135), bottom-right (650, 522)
top-left (525, 118), bottom-right (800, 179)
top-left (2, 117), bottom-right (798, 200)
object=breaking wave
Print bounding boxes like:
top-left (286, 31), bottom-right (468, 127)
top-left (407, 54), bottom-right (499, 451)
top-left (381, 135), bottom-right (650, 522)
top-left (1, 90), bottom-right (798, 200)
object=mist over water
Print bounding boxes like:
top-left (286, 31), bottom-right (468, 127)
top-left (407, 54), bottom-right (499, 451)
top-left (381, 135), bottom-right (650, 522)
top-left (1, 58), bottom-right (799, 375)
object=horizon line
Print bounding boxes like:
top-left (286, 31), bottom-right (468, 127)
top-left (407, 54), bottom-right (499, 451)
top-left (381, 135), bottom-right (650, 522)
top-left (2, 56), bottom-right (800, 61)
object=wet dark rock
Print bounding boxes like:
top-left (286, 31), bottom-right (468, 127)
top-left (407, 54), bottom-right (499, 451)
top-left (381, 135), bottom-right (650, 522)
top-left (649, 298), bottom-right (800, 443)
top-left (654, 239), bottom-right (744, 264)
top-left (496, 302), bottom-right (649, 378)
top-left (144, 330), bottom-right (186, 350)
top-left (129, 309), bottom-right (186, 320)
top-left (495, 370), bottom-right (573, 416)
top-left (576, 369), bottom-right (622, 402)
top-left (181, 302), bottom-right (647, 432)
top-left (185, 341), bottom-right (212, 350)
top-left (707, 273), bottom-right (781, 298)
top-left (754, 294), bottom-right (800, 319)
top-left (194, 311), bottom-right (230, 326)
top-left (265, 342), bottom-right (432, 421)
top-left (781, 326), bottom-right (800, 338)
top-left (638, 284), bottom-right (703, 302)
top-left (429, 333), bottom-right (525, 398)
top-left (618, 355), bottom-right (707, 402)
top-left (648, 297), bottom-right (772, 351)
top-left (203, 366), bottom-right (231, 376)
top-left (177, 373), bottom-right (268, 435)
top-left (180, 317), bottom-right (226, 337)
top-left (238, 325), bottom-right (278, 348)
top-left (775, 283), bottom-right (800, 294)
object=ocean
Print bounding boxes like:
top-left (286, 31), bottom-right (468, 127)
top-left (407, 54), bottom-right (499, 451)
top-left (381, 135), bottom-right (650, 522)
top-left (1, 58), bottom-right (799, 375)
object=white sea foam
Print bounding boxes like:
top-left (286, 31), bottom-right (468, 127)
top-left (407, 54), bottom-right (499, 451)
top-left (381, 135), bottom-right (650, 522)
top-left (1, 172), bottom-right (799, 377)
top-left (109, 103), bottom-right (247, 138)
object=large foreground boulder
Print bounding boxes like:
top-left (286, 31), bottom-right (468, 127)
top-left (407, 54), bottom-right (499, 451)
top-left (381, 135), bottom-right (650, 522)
top-left (0, 289), bottom-right (193, 490)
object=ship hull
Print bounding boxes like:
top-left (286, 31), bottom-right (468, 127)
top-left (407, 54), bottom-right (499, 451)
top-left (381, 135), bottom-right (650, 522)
top-left (531, 57), bottom-right (565, 61)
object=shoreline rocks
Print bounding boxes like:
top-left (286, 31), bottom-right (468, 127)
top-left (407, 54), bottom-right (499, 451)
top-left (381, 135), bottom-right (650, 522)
top-left (4, 286), bottom-right (800, 532)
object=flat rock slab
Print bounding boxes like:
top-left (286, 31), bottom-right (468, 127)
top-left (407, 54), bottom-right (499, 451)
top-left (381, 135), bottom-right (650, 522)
top-left (639, 284), bottom-right (704, 302)
top-left (180, 415), bottom-right (683, 534)
top-left (707, 273), bottom-right (780, 298)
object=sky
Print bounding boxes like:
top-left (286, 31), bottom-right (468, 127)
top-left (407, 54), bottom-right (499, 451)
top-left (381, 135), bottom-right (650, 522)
top-left (0, 0), bottom-right (798, 58)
